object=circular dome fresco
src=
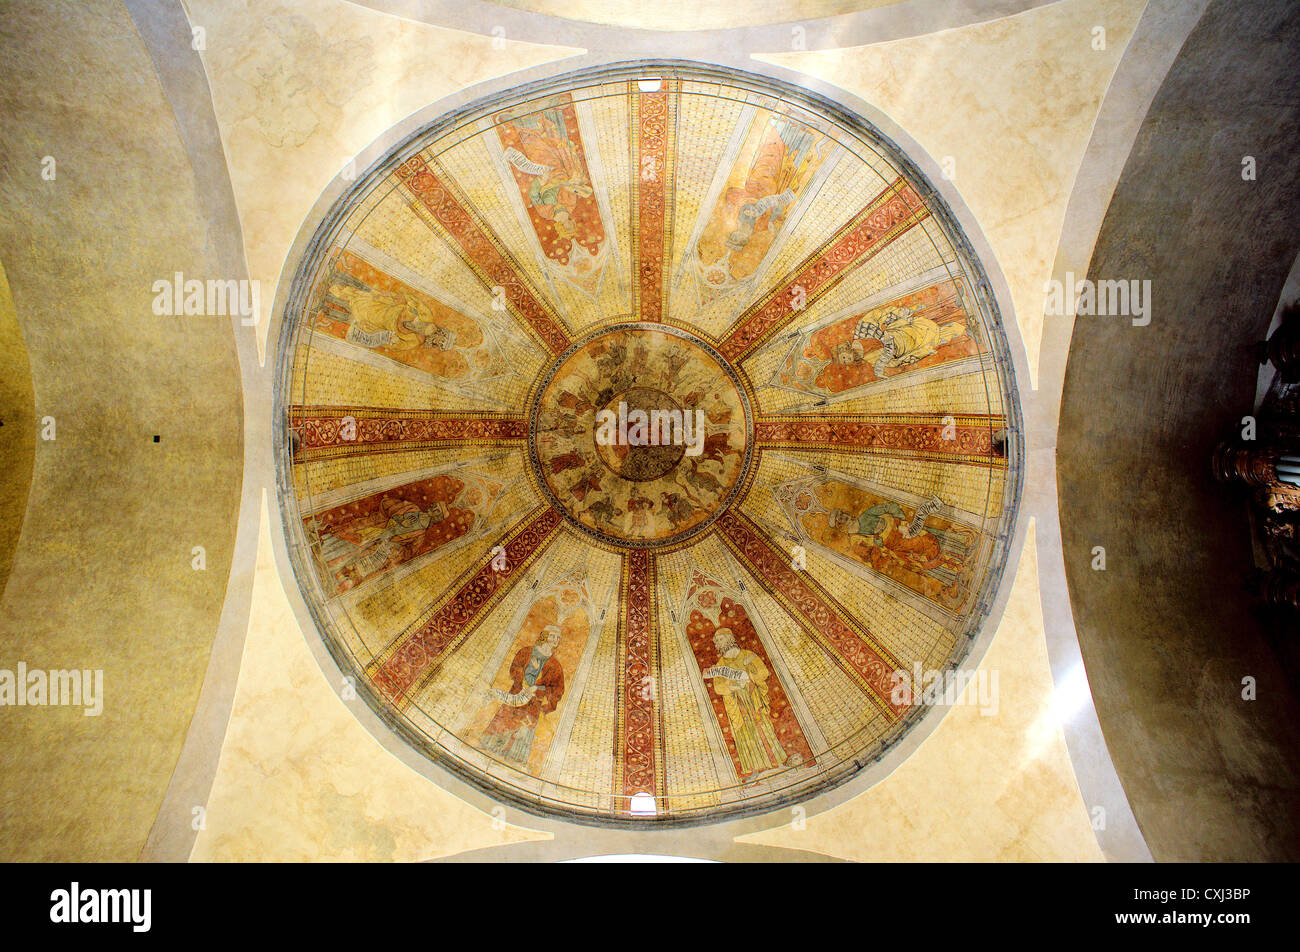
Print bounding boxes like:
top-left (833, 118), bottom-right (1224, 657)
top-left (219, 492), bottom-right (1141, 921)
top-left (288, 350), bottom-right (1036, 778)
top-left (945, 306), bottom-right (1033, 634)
top-left (275, 62), bottom-right (1023, 825)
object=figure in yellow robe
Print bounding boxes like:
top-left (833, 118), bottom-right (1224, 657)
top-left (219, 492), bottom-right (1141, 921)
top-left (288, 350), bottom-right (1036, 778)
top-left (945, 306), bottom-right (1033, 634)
top-left (326, 279), bottom-right (487, 379)
top-left (328, 283), bottom-right (450, 353)
top-left (840, 306), bottom-right (964, 377)
top-left (705, 627), bottom-right (788, 777)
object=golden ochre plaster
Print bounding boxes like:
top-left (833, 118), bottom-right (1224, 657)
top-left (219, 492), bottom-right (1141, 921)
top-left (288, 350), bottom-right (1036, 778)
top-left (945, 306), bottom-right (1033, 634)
top-left (0, 0), bottom-right (243, 860)
top-left (0, 260), bottom-right (35, 597)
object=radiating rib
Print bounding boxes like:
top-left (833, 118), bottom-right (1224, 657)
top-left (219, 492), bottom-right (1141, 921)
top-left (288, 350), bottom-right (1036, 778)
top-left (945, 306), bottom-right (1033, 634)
top-left (714, 510), bottom-right (909, 719)
top-left (394, 154), bottom-right (573, 355)
top-left (366, 505), bottom-right (564, 708)
top-left (754, 412), bottom-right (1007, 466)
top-left (629, 78), bottom-right (679, 324)
top-left (289, 405), bottom-right (527, 463)
top-left (717, 177), bottom-right (929, 363)
top-left (612, 548), bottom-right (667, 813)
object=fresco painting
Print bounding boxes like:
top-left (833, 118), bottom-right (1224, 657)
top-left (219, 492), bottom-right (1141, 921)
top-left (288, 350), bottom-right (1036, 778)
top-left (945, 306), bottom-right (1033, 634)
top-left (467, 578), bottom-right (594, 776)
top-left (692, 112), bottom-right (834, 302)
top-left (681, 571), bottom-right (815, 782)
top-left (278, 70), bottom-right (1021, 824)
top-left (533, 326), bottom-right (750, 546)
top-left (311, 249), bottom-right (504, 380)
top-left (496, 94), bottom-right (611, 295)
top-left (772, 278), bottom-right (983, 399)
top-left (780, 477), bottom-right (980, 612)
top-left (306, 473), bottom-right (503, 595)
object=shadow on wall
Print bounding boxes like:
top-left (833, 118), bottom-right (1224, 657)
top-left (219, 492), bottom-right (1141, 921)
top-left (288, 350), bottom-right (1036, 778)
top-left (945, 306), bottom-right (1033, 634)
top-left (1057, 0), bottom-right (1300, 862)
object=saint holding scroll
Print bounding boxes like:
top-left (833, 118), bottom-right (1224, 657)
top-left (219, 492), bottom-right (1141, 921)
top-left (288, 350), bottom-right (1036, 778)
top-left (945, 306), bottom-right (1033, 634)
top-left (703, 627), bottom-right (789, 777)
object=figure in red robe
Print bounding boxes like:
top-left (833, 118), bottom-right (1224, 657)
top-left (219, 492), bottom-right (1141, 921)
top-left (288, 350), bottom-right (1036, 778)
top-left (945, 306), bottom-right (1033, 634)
top-left (834, 499), bottom-right (960, 573)
top-left (549, 451), bottom-right (586, 475)
top-left (481, 626), bottom-right (565, 766)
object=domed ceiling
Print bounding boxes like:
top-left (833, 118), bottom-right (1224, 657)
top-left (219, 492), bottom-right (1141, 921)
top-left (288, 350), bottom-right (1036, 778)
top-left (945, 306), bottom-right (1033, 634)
top-left (275, 63), bottom-right (1022, 825)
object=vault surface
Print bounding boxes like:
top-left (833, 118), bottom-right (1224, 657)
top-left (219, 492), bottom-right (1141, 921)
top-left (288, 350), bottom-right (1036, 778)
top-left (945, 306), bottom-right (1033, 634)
top-left (275, 62), bottom-right (1023, 825)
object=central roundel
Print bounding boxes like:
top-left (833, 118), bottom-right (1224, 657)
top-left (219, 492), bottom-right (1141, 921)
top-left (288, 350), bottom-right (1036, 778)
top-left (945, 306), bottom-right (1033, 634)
top-left (594, 386), bottom-right (685, 481)
top-left (530, 323), bottom-right (752, 547)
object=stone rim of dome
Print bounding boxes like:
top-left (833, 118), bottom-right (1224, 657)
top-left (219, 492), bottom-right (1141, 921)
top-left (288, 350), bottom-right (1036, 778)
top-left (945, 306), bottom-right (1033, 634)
top-left (352, 0), bottom-right (1061, 53)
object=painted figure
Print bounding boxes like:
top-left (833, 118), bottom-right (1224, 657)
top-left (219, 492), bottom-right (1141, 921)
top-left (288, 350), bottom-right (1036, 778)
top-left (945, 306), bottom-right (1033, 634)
top-left (785, 477), bottom-right (977, 610)
top-left (535, 326), bottom-right (749, 544)
top-left (703, 627), bottom-right (789, 776)
top-left (625, 491), bottom-right (655, 534)
top-left (549, 451), bottom-right (586, 475)
top-left (585, 496), bottom-right (622, 528)
top-left (568, 469), bottom-right (603, 503)
top-left (696, 115), bottom-right (830, 290)
top-left (831, 495), bottom-right (960, 574)
top-left (481, 626), bottom-right (566, 766)
top-left (834, 307), bottom-right (966, 377)
top-left (771, 279), bottom-right (981, 400)
top-left (317, 496), bottom-right (452, 591)
top-left (507, 109), bottom-right (595, 247)
top-left (307, 474), bottom-right (490, 595)
top-left (677, 461), bottom-right (724, 505)
top-left (659, 491), bottom-right (694, 532)
top-left (683, 577), bottom-right (816, 780)
top-left (496, 97), bottom-right (608, 291)
top-left (327, 280), bottom-right (455, 353)
top-left (312, 251), bottom-right (493, 381)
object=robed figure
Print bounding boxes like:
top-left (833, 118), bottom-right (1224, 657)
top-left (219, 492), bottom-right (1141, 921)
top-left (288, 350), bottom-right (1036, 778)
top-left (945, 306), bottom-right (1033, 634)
top-left (704, 627), bottom-right (789, 777)
top-left (481, 626), bottom-right (566, 766)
